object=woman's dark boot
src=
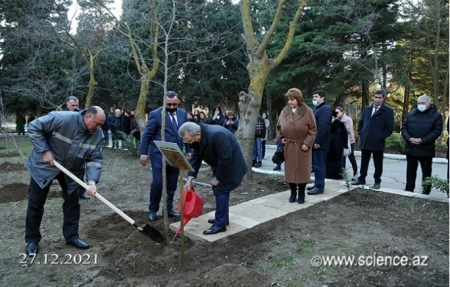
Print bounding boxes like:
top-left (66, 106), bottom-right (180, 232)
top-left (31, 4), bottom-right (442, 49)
top-left (288, 183), bottom-right (297, 203)
top-left (297, 183), bottom-right (306, 204)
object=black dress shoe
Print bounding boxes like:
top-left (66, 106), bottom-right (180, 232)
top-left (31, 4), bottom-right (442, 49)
top-left (203, 225), bottom-right (227, 235)
top-left (207, 219), bottom-right (230, 225)
top-left (168, 211), bottom-right (180, 217)
top-left (79, 193), bottom-right (90, 199)
top-left (351, 180), bottom-right (366, 186)
top-left (67, 238), bottom-right (89, 249)
top-left (306, 185), bottom-right (315, 191)
top-left (307, 188), bottom-right (324, 195)
top-left (149, 211), bottom-right (157, 221)
top-left (273, 166), bottom-right (281, 171)
top-left (26, 242), bottom-right (38, 255)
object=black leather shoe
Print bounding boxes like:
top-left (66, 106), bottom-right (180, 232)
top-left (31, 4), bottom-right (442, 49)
top-left (149, 211), bottom-right (157, 221)
top-left (26, 242), bottom-right (38, 255)
top-left (67, 238), bottom-right (89, 249)
top-left (306, 185), bottom-right (315, 191)
top-left (207, 219), bottom-right (230, 225)
top-left (351, 180), bottom-right (366, 186)
top-left (273, 166), bottom-right (281, 171)
top-left (254, 161), bottom-right (262, 168)
top-left (168, 211), bottom-right (180, 218)
top-left (79, 193), bottom-right (90, 199)
top-left (373, 183), bottom-right (381, 189)
top-left (307, 188), bottom-right (324, 195)
top-left (203, 225), bottom-right (227, 235)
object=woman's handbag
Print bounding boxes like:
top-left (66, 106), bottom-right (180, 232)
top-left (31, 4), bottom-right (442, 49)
top-left (343, 137), bottom-right (351, 157)
top-left (272, 146), bottom-right (285, 164)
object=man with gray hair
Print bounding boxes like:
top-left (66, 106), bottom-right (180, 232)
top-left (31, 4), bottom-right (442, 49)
top-left (180, 122), bottom-right (247, 235)
top-left (65, 96), bottom-right (80, 111)
top-left (401, 95), bottom-right (443, 194)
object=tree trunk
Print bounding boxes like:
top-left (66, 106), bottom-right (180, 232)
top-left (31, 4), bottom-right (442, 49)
top-left (361, 79), bottom-right (370, 109)
top-left (401, 86), bottom-right (410, 125)
top-left (235, 60), bottom-right (270, 179)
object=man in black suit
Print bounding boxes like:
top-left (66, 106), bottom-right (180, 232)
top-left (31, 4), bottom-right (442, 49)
top-left (352, 90), bottom-right (395, 189)
top-left (180, 122), bottom-right (248, 235)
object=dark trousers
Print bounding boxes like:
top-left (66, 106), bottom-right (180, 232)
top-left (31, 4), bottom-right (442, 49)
top-left (102, 128), bottom-right (109, 145)
top-left (25, 173), bottom-right (80, 244)
top-left (149, 161), bottom-right (179, 212)
top-left (214, 193), bottom-right (230, 228)
top-left (343, 143), bottom-right (358, 176)
top-left (261, 140), bottom-right (266, 159)
top-left (312, 149), bottom-right (327, 189)
top-left (405, 154), bottom-right (432, 194)
top-left (358, 149), bottom-right (384, 184)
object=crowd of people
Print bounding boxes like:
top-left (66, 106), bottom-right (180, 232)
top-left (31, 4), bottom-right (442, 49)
top-left (19, 90), bottom-right (446, 255)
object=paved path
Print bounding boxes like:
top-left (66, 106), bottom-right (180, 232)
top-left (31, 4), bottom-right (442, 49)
top-left (170, 145), bottom-right (448, 242)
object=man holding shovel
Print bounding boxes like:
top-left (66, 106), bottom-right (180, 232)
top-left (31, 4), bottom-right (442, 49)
top-left (180, 122), bottom-right (248, 235)
top-left (24, 106), bottom-right (105, 255)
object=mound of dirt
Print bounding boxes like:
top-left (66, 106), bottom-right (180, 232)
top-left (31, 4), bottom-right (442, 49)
top-left (0, 183), bottom-right (29, 203)
top-left (0, 161), bottom-right (27, 171)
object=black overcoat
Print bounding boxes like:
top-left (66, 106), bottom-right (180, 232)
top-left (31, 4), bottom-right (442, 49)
top-left (357, 103), bottom-right (395, 151)
top-left (188, 124), bottom-right (248, 195)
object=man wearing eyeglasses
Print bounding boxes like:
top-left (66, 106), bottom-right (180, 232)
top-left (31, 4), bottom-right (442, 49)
top-left (139, 91), bottom-right (192, 221)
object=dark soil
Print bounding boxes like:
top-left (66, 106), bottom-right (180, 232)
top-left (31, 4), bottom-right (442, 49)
top-left (0, 146), bottom-right (448, 287)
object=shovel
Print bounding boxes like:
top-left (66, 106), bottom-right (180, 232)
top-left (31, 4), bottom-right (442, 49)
top-left (54, 161), bottom-right (165, 243)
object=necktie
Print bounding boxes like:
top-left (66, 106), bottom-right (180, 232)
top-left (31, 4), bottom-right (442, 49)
top-left (372, 106), bottom-right (379, 117)
top-left (171, 114), bottom-right (178, 130)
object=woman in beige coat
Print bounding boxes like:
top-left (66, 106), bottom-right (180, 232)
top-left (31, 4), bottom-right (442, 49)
top-left (276, 88), bottom-right (317, 204)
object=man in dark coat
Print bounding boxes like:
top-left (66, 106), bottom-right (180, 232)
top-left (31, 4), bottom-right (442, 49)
top-left (401, 95), bottom-right (442, 194)
top-left (140, 91), bottom-right (191, 221)
top-left (352, 90), bottom-right (395, 189)
top-left (181, 122), bottom-right (248, 235)
top-left (307, 90), bottom-right (332, 195)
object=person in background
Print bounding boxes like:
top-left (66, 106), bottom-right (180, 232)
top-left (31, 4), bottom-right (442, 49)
top-left (326, 110), bottom-right (348, 179)
top-left (65, 96), bottom-right (80, 111)
top-left (181, 122), bottom-right (247, 235)
top-left (187, 111), bottom-right (195, 122)
top-left (352, 90), bottom-right (394, 189)
top-left (16, 114), bottom-right (26, 135)
top-left (111, 109), bottom-right (123, 148)
top-left (252, 114), bottom-right (266, 168)
top-left (307, 90), bottom-right (332, 195)
top-left (24, 106), bottom-right (105, 255)
top-left (401, 95), bottom-right (442, 194)
top-left (193, 109), bottom-right (200, 123)
top-left (276, 88), bottom-right (316, 204)
top-left (121, 109), bottom-right (131, 136)
top-left (223, 110), bottom-right (239, 134)
top-left (101, 108), bottom-right (110, 147)
top-left (272, 116), bottom-right (282, 171)
top-left (335, 107), bottom-right (358, 180)
top-left (129, 109), bottom-right (140, 141)
top-left (139, 91), bottom-right (191, 221)
top-left (209, 106), bottom-right (225, 126)
top-left (198, 111), bottom-right (209, 124)
top-left (261, 111), bottom-right (270, 159)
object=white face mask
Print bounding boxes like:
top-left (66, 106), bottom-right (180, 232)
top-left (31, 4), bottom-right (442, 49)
top-left (417, 104), bottom-right (427, 112)
top-left (312, 100), bottom-right (318, 106)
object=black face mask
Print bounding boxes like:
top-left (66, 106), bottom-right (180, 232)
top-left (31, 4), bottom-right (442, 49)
top-left (187, 141), bottom-right (200, 150)
top-left (166, 107), bottom-right (177, 114)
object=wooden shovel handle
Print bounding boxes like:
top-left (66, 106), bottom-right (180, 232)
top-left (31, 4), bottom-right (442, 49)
top-left (53, 161), bottom-right (134, 226)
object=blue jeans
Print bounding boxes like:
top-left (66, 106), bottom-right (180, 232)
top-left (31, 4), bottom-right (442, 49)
top-left (312, 149), bottom-right (327, 190)
top-left (252, 137), bottom-right (262, 162)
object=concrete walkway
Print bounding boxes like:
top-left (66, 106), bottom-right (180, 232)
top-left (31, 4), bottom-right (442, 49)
top-left (169, 145), bottom-right (448, 242)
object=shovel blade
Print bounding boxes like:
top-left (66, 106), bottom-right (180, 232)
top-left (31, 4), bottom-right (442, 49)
top-left (141, 224), bottom-right (165, 243)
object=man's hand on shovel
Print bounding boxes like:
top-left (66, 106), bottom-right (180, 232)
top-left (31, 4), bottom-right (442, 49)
top-left (86, 181), bottom-right (97, 198)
